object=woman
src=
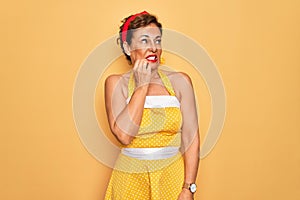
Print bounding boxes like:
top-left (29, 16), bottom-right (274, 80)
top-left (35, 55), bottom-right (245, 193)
top-left (104, 11), bottom-right (200, 200)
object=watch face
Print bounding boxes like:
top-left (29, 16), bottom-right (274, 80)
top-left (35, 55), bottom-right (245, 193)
top-left (190, 183), bottom-right (197, 193)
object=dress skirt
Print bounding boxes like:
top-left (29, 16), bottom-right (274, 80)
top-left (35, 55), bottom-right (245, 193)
top-left (104, 152), bottom-right (184, 200)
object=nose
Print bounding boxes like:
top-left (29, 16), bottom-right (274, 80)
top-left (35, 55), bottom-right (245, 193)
top-left (149, 41), bottom-right (157, 53)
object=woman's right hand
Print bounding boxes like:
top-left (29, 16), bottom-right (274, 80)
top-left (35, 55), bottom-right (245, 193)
top-left (133, 59), bottom-right (151, 88)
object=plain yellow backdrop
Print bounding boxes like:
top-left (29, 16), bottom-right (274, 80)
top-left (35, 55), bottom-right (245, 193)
top-left (1, 0), bottom-right (299, 200)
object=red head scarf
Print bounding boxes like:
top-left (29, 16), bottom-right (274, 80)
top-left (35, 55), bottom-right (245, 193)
top-left (121, 11), bottom-right (149, 42)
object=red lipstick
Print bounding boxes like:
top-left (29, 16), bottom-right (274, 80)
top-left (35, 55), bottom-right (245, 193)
top-left (146, 55), bottom-right (158, 63)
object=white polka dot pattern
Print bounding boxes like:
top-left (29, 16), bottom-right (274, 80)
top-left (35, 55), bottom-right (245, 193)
top-left (104, 69), bottom-right (184, 199)
top-left (104, 154), bottom-right (184, 199)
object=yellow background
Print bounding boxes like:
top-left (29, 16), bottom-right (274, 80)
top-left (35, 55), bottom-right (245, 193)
top-left (1, 0), bottom-right (299, 199)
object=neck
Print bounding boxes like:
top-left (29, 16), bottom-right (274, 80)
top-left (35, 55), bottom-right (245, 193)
top-left (150, 68), bottom-right (160, 81)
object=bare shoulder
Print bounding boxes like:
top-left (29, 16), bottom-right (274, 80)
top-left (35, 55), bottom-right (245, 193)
top-left (105, 71), bottom-right (131, 88)
top-left (175, 71), bottom-right (192, 84)
top-left (161, 69), bottom-right (193, 86)
top-left (105, 74), bottom-right (121, 84)
top-left (160, 69), bottom-right (194, 101)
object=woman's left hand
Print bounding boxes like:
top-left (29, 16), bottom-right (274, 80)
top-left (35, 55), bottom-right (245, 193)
top-left (178, 189), bottom-right (194, 200)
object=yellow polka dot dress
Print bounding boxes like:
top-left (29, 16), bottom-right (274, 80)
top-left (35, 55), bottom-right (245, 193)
top-left (104, 70), bottom-right (184, 200)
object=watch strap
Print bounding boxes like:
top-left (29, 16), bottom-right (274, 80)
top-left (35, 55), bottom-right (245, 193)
top-left (182, 182), bottom-right (190, 190)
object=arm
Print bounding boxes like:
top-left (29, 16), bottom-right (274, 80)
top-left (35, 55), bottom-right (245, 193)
top-left (175, 72), bottom-right (200, 199)
top-left (104, 60), bottom-right (151, 145)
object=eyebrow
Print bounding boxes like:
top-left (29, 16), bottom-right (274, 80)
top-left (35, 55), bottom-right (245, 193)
top-left (139, 35), bottom-right (161, 39)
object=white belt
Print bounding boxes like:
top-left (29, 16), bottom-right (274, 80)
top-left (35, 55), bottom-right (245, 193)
top-left (121, 147), bottom-right (180, 160)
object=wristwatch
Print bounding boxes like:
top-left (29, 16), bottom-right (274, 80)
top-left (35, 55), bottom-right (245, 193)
top-left (183, 182), bottom-right (197, 193)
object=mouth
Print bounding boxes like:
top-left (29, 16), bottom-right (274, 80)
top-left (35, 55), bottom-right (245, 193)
top-left (146, 55), bottom-right (158, 63)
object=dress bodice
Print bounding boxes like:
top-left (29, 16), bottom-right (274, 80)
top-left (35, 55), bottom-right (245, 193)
top-left (124, 69), bottom-right (182, 148)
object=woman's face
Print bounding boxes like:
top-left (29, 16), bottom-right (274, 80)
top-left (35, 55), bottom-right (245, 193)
top-left (128, 23), bottom-right (162, 69)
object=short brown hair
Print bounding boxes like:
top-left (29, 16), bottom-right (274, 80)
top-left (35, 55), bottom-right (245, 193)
top-left (118, 13), bottom-right (162, 63)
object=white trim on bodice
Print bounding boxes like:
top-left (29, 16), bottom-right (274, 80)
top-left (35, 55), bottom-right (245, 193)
top-left (121, 147), bottom-right (180, 160)
top-left (126, 95), bottom-right (180, 108)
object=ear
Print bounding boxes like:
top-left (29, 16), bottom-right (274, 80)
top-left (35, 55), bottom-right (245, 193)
top-left (123, 42), bottom-right (131, 56)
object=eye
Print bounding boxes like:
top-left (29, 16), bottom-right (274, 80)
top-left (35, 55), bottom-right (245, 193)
top-left (141, 38), bottom-right (147, 44)
top-left (155, 39), bottom-right (161, 44)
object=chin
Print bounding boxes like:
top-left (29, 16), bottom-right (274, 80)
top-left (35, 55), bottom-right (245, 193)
top-left (149, 62), bottom-right (160, 69)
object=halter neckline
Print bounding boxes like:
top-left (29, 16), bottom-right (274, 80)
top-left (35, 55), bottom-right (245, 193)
top-left (127, 69), bottom-right (176, 98)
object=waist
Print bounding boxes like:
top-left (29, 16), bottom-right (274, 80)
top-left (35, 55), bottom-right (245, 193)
top-left (121, 146), bottom-right (180, 160)
top-left (124, 132), bottom-right (181, 148)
